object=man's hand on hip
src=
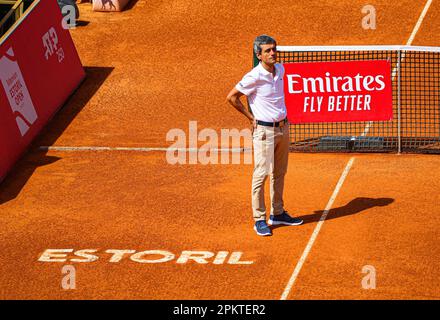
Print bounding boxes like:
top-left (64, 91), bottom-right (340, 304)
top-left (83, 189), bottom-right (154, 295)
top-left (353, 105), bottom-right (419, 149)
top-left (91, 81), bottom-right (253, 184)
top-left (250, 117), bottom-right (257, 133)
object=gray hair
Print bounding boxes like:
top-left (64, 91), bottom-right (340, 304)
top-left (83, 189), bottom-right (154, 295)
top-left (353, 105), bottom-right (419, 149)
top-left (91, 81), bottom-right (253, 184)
top-left (253, 34), bottom-right (277, 57)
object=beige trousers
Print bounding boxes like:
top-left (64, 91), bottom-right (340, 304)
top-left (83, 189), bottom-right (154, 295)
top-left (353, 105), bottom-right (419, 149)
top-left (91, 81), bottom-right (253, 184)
top-left (252, 121), bottom-right (290, 221)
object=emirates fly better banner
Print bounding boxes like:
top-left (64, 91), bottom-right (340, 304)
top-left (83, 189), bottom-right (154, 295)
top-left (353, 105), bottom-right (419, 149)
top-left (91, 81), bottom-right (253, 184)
top-left (283, 60), bottom-right (393, 124)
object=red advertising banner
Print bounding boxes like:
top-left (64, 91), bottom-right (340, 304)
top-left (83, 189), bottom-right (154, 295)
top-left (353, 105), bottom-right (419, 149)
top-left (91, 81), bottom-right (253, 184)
top-left (283, 60), bottom-right (393, 124)
top-left (0, 0), bottom-right (85, 182)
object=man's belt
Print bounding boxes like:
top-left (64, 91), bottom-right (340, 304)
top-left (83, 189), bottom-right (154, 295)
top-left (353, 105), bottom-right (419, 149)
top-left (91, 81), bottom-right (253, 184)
top-left (256, 118), bottom-right (288, 127)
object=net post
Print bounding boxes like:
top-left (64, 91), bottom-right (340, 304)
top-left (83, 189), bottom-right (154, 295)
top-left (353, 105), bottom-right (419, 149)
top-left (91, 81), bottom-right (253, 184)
top-left (397, 50), bottom-right (402, 154)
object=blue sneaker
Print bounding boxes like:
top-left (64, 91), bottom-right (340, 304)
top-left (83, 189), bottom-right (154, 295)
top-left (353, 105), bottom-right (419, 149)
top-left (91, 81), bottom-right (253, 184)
top-left (269, 211), bottom-right (303, 226)
top-left (254, 220), bottom-right (272, 236)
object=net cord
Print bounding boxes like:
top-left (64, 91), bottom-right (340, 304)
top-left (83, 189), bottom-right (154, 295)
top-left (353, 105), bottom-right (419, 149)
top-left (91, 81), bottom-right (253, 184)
top-left (277, 45), bottom-right (440, 53)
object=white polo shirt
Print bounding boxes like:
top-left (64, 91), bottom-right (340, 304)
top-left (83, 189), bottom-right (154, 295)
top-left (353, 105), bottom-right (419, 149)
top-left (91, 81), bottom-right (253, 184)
top-left (235, 62), bottom-right (287, 122)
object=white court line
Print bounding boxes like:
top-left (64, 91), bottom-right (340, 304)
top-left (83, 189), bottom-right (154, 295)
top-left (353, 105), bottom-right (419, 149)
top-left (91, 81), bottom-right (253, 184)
top-left (280, 157), bottom-right (355, 300)
top-left (281, 0), bottom-right (433, 300)
top-left (361, 0), bottom-right (432, 137)
top-left (39, 146), bottom-right (253, 153)
top-left (406, 0), bottom-right (432, 46)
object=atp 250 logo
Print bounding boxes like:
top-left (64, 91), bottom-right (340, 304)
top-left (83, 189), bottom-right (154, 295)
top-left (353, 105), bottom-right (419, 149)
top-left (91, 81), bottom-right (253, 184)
top-left (42, 27), bottom-right (65, 63)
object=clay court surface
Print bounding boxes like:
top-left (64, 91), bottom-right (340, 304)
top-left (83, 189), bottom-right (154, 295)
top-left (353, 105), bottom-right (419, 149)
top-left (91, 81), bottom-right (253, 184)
top-left (0, 0), bottom-right (439, 299)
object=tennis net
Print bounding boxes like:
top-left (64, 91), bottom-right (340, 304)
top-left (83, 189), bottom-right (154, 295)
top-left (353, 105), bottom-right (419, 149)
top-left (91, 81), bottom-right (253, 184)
top-left (272, 45), bottom-right (440, 153)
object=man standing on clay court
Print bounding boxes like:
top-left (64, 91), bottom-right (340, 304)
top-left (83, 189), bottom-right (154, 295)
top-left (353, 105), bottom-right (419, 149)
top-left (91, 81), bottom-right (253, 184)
top-left (226, 34), bottom-right (303, 236)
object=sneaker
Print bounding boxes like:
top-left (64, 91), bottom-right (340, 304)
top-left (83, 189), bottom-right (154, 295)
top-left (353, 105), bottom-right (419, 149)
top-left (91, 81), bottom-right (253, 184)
top-left (269, 211), bottom-right (303, 226)
top-left (254, 220), bottom-right (272, 236)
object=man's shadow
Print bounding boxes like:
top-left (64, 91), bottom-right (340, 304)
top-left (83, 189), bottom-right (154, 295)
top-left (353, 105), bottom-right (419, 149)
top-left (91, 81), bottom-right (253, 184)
top-left (272, 197), bottom-right (394, 228)
top-left (0, 66), bottom-right (114, 205)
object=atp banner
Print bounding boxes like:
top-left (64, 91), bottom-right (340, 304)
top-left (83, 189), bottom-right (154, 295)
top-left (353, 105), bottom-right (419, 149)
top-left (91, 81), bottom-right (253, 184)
top-left (283, 60), bottom-right (393, 124)
top-left (0, 0), bottom-right (85, 182)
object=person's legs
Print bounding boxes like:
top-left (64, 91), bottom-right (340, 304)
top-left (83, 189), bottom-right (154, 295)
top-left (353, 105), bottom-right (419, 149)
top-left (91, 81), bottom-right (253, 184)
top-left (270, 122), bottom-right (289, 216)
top-left (268, 121), bottom-right (303, 226)
top-left (251, 125), bottom-right (271, 221)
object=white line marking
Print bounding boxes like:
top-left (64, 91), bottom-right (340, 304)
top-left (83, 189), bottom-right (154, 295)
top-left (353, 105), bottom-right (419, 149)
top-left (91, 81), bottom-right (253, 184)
top-left (39, 146), bottom-right (252, 153)
top-left (360, 121), bottom-right (372, 137)
top-left (406, 0), bottom-right (432, 46)
top-left (280, 157), bottom-right (355, 300)
top-left (360, 0), bottom-right (432, 138)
